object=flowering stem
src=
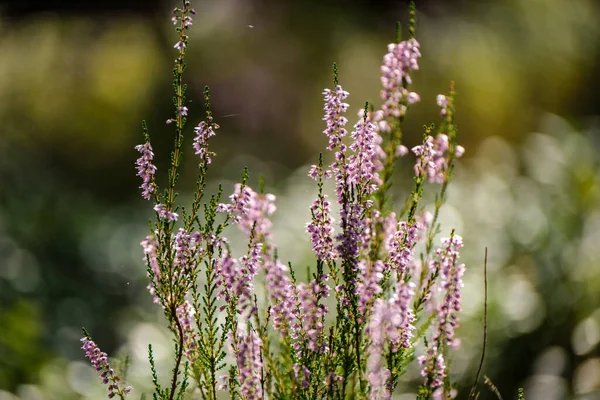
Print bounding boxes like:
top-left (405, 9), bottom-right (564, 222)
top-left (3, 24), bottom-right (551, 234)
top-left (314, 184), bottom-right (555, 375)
top-left (166, 1), bottom-right (191, 215)
top-left (169, 308), bottom-right (186, 400)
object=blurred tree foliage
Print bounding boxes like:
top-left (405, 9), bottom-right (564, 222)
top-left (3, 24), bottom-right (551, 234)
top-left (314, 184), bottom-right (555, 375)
top-left (0, 0), bottom-right (599, 398)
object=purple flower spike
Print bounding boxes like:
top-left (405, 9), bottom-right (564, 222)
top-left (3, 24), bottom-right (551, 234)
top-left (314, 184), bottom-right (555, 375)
top-left (306, 193), bottom-right (336, 261)
top-left (380, 38), bottom-right (421, 118)
top-left (81, 336), bottom-right (131, 398)
top-left (322, 85), bottom-right (350, 151)
top-left (412, 133), bottom-right (463, 184)
top-left (153, 204), bottom-right (179, 222)
top-left (193, 120), bottom-right (218, 164)
top-left (264, 257), bottom-right (297, 338)
top-left (176, 300), bottom-right (197, 362)
top-left (234, 329), bottom-right (263, 400)
top-left (135, 142), bottom-right (157, 200)
top-left (434, 234), bottom-right (465, 348)
top-left (347, 113), bottom-right (380, 197)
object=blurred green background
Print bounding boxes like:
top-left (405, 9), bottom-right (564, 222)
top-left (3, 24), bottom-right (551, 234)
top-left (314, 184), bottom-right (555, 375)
top-left (1, 0), bottom-right (600, 399)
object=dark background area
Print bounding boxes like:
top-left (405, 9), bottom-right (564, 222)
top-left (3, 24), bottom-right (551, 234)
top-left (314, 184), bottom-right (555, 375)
top-left (0, 0), bottom-right (599, 399)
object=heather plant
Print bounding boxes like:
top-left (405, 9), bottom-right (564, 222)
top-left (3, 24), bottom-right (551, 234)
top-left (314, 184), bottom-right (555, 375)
top-left (81, 1), bottom-right (471, 399)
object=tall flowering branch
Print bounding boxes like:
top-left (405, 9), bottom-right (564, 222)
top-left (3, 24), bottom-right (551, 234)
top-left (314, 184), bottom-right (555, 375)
top-left (418, 232), bottom-right (465, 395)
top-left (80, 332), bottom-right (132, 399)
top-left (417, 82), bottom-right (466, 303)
top-left (347, 108), bottom-right (381, 201)
top-left (380, 38), bottom-right (421, 119)
top-left (322, 84), bottom-right (350, 151)
top-left (433, 234), bottom-right (465, 349)
top-left (164, 0), bottom-right (196, 219)
top-left (186, 86), bottom-right (218, 232)
top-left (119, 2), bottom-right (473, 399)
top-left (264, 257), bottom-right (297, 338)
top-left (372, 6), bottom-right (421, 261)
top-left (295, 274), bottom-right (330, 354)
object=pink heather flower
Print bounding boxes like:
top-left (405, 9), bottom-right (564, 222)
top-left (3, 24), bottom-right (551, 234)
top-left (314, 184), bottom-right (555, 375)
top-left (215, 250), bottom-right (238, 305)
top-left (322, 85), bottom-right (350, 151)
top-left (407, 91), bottom-right (421, 105)
top-left (221, 184), bottom-right (276, 240)
top-left (418, 350), bottom-right (446, 389)
top-left (380, 212), bottom-right (398, 255)
top-left (234, 329), bottom-right (263, 400)
top-left (141, 235), bottom-right (161, 304)
top-left (395, 145), bottom-right (408, 157)
top-left (80, 337), bottom-right (132, 398)
top-left (390, 280), bottom-right (416, 349)
top-left (173, 228), bottom-right (193, 273)
top-left (174, 41), bottom-right (186, 51)
top-left (306, 193), bottom-right (336, 261)
top-left (380, 38), bottom-right (421, 118)
top-left (336, 203), bottom-right (365, 260)
top-left (387, 221), bottom-right (423, 275)
top-left (308, 164), bottom-right (332, 180)
top-left (176, 300), bottom-right (197, 362)
top-left (216, 244), bottom-right (262, 316)
top-left (356, 260), bottom-right (385, 317)
top-left (177, 106), bottom-right (188, 117)
top-left (365, 300), bottom-right (393, 400)
top-left (412, 134), bottom-right (463, 184)
top-left (193, 120), bottom-right (218, 164)
top-left (264, 257), bottom-right (297, 338)
top-left (183, 15), bottom-right (193, 27)
top-left (436, 94), bottom-right (449, 117)
top-left (370, 110), bottom-right (390, 134)
top-left (217, 183), bottom-right (252, 223)
top-left (241, 191), bottom-right (276, 239)
top-left (331, 148), bottom-right (348, 205)
top-left (434, 234), bottom-right (465, 348)
top-left (295, 274), bottom-right (330, 354)
top-left (347, 114), bottom-right (380, 197)
top-left (154, 204), bottom-right (179, 222)
top-left (134, 142), bottom-right (157, 200)
top-left (293, 363), bottom-right (313, 389)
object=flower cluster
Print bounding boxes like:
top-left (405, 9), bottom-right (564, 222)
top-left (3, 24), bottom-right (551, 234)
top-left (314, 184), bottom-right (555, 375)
top-left (412, 133), bottom-right (464, 183)
top-left (264, 257), bottom-right (297, 337)
top-left (306, 174), bottom-right (336, 261)
top-left (418, 233), bottom-right (465, 390)
top-left (81, 337), bottom-right (132, 398)
top-left (347, 115), bottom-right (380, 197)
top-left (193, 119), bottom-right (218, 164)
top-left (387, 221), bottom-right (423, 274)
top-left (84, 3), bottom-right (471, 400)
top-left (322, 86), bottom-right (350, 150)
top-left (153, 203), bottom-right (179, 222)
top-left (296, 274), bottom-right (330, 353)
top-left (380, 38), bottom-right (421, 118)
top-left (215, 244), bottom-right (262, 316)
top-left (234, 329), bottom-right (263, 400)
top-left (434, 234), bottom-right (465, 348)
top-left (177, 300), bottom-right (198, 362)
top-left (134, 142), bottom-right (157, 200)
top-left (171, 1), bottom-right (196, 51)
